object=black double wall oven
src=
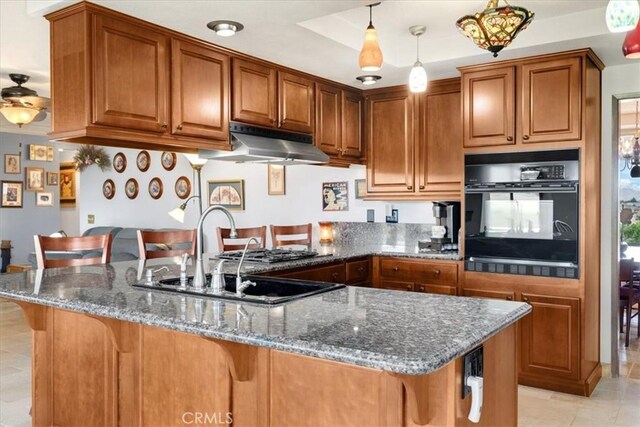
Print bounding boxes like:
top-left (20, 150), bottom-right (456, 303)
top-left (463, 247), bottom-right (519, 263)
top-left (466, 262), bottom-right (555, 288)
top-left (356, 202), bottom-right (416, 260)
top-left (464, 150), bottom-right (580, 279)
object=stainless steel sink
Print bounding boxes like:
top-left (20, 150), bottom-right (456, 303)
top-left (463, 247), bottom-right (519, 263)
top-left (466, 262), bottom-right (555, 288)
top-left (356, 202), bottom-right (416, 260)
top-left (133, 274), bottom-right (344, 305)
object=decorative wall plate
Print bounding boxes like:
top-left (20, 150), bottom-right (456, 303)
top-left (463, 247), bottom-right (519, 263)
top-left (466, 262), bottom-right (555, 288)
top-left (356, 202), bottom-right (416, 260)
top-left (102, 179), bottom-right (115, 200)
top-left (113, 152), bottom-right (127, 173)
top-left (161, 152), bottom-right (176, 171)
top-left (148, 177), bottom-right (163, 199)
top-left (175, 176), bottom-right (191, 199)
top-left (136, 150), bottom-right (150, 172)
top-left (125, 178), bottom-right (139, 199)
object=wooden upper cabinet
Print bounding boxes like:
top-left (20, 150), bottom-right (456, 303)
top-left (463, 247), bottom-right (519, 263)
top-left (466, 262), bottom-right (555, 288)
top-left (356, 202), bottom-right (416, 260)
top-left (463, 66), bottom-right (515, 148)
top-left (93, 14), bottom-right (169, 133)
top-left (278, 71), bottom-right (314, 133)
top-left (171, 38), bottom-right (229, 141)
top-left (315, 83), bottom-right (341, 155)
top-left (231, 58), bottom-right (277, 128)
top-left (366, 90), bottom-right (415, 193)
top-left (341, 90), bottom-right (364, 159)
top-left (521, 57), bottom-right (581, 143)
top-left (418, 81), bottom-right (462, 196)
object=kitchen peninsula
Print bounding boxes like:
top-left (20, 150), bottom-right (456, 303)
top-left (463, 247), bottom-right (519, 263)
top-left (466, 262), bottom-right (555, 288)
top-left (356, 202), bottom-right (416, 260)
top-left (0, 253), bottom-right (530, 427)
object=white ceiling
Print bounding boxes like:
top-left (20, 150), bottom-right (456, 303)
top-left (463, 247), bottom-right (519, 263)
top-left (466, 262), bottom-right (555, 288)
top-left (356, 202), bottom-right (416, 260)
top-left (0, 0), bottom-right (636, 126)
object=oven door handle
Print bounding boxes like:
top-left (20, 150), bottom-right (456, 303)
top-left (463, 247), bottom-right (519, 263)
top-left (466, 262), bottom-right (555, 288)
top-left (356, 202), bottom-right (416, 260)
top-left (465, 185), bottom-right (578, 194)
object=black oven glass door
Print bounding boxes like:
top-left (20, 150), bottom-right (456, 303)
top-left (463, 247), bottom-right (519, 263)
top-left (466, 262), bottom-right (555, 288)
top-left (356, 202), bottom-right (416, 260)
top-left (465, 186), bottom-right (578, 265)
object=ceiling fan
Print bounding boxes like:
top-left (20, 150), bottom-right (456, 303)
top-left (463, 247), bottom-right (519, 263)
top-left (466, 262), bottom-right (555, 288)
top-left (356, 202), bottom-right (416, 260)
top-left (0, 73), bottom-right (51, 127)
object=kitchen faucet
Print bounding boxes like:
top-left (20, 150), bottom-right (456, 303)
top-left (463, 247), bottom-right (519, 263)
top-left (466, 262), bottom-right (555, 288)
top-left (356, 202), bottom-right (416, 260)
top-left (193, 205), bottom-right (237, 291)
top-left (236, 237), bottom-right (260, 297)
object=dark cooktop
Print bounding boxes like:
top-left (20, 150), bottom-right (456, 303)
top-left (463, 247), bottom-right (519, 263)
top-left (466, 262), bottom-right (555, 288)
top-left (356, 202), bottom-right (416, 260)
top-left (217, 248), bottom-right (323, 263)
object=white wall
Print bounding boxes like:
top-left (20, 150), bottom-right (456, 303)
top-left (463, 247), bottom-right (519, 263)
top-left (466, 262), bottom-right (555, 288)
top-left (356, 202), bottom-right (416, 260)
top-left (78, 147), bottom-right (437, 253)
top-left (600, 62), bottom-right (640, 364)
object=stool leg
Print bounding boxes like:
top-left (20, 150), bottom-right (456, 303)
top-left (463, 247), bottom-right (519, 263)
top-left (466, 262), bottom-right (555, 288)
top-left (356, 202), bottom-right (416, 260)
top-left (620, 305), bottom-right (624, 334)
top-left (626, 299), bottom-right (632, 347)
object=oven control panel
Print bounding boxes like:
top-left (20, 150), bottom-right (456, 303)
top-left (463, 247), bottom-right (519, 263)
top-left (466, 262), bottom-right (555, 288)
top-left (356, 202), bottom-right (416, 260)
top-left (520, 164), bottom-right (565, 181)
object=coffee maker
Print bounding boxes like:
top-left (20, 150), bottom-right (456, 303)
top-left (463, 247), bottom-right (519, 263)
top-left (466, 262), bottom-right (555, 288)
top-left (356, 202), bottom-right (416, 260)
top-left (419, 202), bottom-right (461, 252)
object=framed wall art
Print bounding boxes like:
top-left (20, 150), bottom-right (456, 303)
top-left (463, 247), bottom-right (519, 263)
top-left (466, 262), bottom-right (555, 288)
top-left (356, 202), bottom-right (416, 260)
top-left (113, 152), bottom-right (127, 173)
top-left (175, 176), bottom-right (191, 199)
top-left (208, 179), bottom-right (245, 211)
top-left (60, 162), bottom-right (77, 207)
top-left (125, 178), bottom-right (139, 199)
top-left (136, 150), bottom-right (150, 172)
top-left (322, 181), bottom-right (348, 211)
top-left (25, 167), bottom-right (45, 191)
top-left (148, 177), bottom-right (163, 199)
top-left (268, 164), bottom-right (285, 195)
top-left (102, 179), bottom-right (115, 200)
top-left (161, 152), bottom-right (176, 171)
top-left (355, 179), bottom-right (367, 199)
top-left (4, 154), bottom-right (20, 174)
top-left (47, 172), bottom-right (58, 186)
top-left (29, 144), bottom-right (49, 161)
top-left (36, 192), bottom-right (54, 207)
top-left (1, 181), bottom-right (23, 208)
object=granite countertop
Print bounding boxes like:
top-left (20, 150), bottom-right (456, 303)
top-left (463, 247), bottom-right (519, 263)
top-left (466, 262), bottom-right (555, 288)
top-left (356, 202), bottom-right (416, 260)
top-left (0, 258), bottom-right (530, 375)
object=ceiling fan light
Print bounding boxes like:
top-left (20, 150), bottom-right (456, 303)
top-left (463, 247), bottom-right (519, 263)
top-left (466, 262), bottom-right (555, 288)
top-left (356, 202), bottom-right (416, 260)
top-left (623, 20), bottom-right (640, 58)
top-left (409, 62), bottom-right (428, 93)
top-left (606, 0), bottom-right (640, 33)
top-left (207, 20), bottom-right (244, 37)
top-left (0, 106), bottom-right (39, 127)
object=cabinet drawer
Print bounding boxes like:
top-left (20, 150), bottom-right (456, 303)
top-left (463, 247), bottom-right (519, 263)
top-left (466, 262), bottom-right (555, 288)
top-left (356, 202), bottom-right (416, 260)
top-left (378, 279), bottom-right (414, 292)
top-left (462, 288), bottom-right (515, 301)
top-left (379, 259), bottom-right (458, 285)
top-left (279, 263), bottom-right (345, 284)
top-left (416, 283), bottom-right (457, 296)
top-left (346, 259), bottom-right (370, 284)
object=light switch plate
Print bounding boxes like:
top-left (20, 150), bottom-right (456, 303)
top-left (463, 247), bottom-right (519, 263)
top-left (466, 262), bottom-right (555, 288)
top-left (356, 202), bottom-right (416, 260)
top-left (87, 214), bottom-right (95, 224)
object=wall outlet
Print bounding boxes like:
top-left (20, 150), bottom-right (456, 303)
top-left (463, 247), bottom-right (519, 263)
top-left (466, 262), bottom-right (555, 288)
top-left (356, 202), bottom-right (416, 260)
top-left (87, 214), bottom-right (95, 224)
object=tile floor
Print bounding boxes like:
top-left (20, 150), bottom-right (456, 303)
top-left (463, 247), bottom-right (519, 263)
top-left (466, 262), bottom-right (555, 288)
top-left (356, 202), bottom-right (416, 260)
top-left (0, 301), bottom-right (639, 427)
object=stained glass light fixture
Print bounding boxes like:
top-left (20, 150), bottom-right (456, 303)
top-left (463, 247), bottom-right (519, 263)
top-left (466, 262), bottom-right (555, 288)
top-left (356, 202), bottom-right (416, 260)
top-left (359, 3), bottom-right (383, 71)
top-left (456, 0), bottom-right (534, 58)
top-left (623, 20), bottom-right (640, 58)
top-left (606, 0), bottom-right (640, 33)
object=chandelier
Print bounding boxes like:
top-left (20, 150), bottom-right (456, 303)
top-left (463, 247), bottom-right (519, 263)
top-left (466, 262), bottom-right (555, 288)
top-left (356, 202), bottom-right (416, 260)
top-left (620, 100), bottom-right (640, 177)
top-left (456, 0), bottom-right (535, 57)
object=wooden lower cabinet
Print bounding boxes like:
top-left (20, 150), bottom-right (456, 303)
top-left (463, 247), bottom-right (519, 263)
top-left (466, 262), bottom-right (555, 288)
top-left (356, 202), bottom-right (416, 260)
top-left (375, 258), bottom-right (460, 296)
top-left (266, 258), bottom-right (371, 287)
top-left (417, 283), bottom-right (457, 296)
top-left (462, 288), bottom-right (514, 301)
top-left (379, 279), bottom-right (414, 292)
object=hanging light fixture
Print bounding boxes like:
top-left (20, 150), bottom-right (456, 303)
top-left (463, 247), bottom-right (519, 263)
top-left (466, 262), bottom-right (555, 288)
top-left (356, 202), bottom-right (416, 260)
top-left (623, 20), bottom-right (640, 58)
top-left (622, 100), bottom-right (640, 176)
top-left (356, 75), bottom-right (382, 85)
top-left (408, 25), bottom-right (428, 93)
top-left (606, 0), bottom-right (640, 32)
top-left (0, 105), bottom-right (40, 127)
top-left (359, 3), bottom-right (383, 71)
top-left (456, 0), bottom-right (534, 58)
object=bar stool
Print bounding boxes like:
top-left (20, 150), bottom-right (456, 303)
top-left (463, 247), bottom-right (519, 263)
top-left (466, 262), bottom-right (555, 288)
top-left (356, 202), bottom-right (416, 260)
top-left (217, 226), bottom-right (266, 252)
top-left (33, 234), bottom-right (112, 269)
top-left (136, 229), bottom-right (197, 260)
top-left (270, 223), bottom-right (312, 249)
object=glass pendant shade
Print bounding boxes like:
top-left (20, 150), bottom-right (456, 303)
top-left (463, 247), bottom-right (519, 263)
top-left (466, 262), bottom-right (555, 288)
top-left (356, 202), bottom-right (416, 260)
top-left (359, 24), bottom-right (383, 71)
top-left (623, 20), bottom-right (640, 58)
top-left (184, 153), bottom-right (208, 167)
top-left (409, 61), bottom-right (428, 93)
top-left (606, 0), bottom-right (640, 33)
top-left (620, 136), bottom-right (635, 159)
top-left (456, 0), bottom-right (535, 57)
top-left (168, 204), bottom-right (188, 223)
top-left (0, 106), bottom-right (39, 127)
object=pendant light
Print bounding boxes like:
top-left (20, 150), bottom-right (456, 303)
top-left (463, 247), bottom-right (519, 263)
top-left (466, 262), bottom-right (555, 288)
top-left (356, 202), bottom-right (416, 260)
top-left (359, 3), bottom-right (383, 72)
top-left (408, 26), bottom-right (428, 93)
top-left (606, 0), bottom-right (640, 33)
top-left (456, 0), bottom-right (534, 57)
top-left (623, 20), bottom-right (640, 58)
top-left (626, 100), bottom-right (640, 177)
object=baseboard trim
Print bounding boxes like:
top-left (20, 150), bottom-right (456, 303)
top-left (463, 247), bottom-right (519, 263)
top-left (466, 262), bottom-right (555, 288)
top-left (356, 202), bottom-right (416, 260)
top-left (518, 363), bottom-right (602, 396)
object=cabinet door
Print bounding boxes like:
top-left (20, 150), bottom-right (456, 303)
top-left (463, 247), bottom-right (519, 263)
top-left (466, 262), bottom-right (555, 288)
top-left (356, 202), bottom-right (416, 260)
top-left (93, 15), bottom-right (168, 132)
top-left (366, 91), bottom-right (415, 193)
top-left (346, 259), bottom-right (370, 284)
top-left (462, 67), bottom-right (515, 147)
top-left (171, 39), bottom-right (229, 140)
top-left (278, 71), bottom-right (315, 133)
top-left (521, 57), bottom-right (581, 143)
top-left (416, 283), bottom-right (457, 296)
top-left (462, 288), bottom-right (514, 301)
top-left (378, 279), bottom-right (414, 292)
top-left (341, 90), bottom-right (364, 159)
top-left (231, 58), bottom-right (277, 127)
top-left (519, 294), bottom-right (580, 380)
top-left (418, 86), bottom-right (462, 195)
top-left (315, 83), bottom-right (341, 155)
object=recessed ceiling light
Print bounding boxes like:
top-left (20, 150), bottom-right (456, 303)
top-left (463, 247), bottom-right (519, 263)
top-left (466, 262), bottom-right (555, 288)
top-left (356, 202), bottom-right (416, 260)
top-left (207, 20), bottom-right (244, 37)
top-left (356, 75), bottom-right (382, 85)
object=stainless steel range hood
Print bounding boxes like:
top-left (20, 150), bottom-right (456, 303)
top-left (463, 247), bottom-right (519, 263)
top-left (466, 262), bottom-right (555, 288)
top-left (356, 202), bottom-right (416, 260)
top-left (198, 122), bottom-right (329, 165)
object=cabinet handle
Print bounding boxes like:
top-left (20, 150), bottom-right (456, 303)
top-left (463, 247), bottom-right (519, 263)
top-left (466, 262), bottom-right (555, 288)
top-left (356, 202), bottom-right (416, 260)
top-left (507, 296), bottom-right (513, 301)
top-left (523, 296), bottom-right (529, 303)
top-left (419, 185), bottom-right (425, 190)
top-left (406, 284), bottom-right (413, 291)
top-left (433, 269), bottom-right (440, 275)
top-left (176, 125), bottom-right (183, 131)
top-left (357, 267), bottom-right (365, 273)
top-left (407, 185), bottom-right (413, 190)
top-left (393, 266), bottom-right (400, 272)
top-left (271, 119), bottom-right (277, 125)
top-left (523, 135), bottom-right (530, 140)
top-left (506, 136), bottom-right (513, 142)
top-left (418, 285), bottom-right (425, 292)
top-left (161, 123), bottom-right (168, 129)
top-left (332, 272), bottom-right (339, 280)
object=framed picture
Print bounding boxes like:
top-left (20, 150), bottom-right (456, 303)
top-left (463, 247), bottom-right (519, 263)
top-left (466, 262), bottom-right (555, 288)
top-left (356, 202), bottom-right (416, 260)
top-left (355, 179), bottom-right (367, 199)
top-left (47, 172), bottom-right (59, 186)
top-left (268, 165), bottom-right (285, 195)
top-left (161, 152), bottom-right (176, 171)
top-left (1, 181), bottom-right (23, 208)
top-left (47, 146), bottom-right (54, 162)
top-left (102, 179), bottom-right (115, 200)
top-left (136, 150), bottom-right (150, 172)
top-left (125, 178), bottom-right (139, 199)
top-left (4, 154), bottom-right (20, 174)
top-left (25, 167), bottom-right (45, 191)
top-left (36, 192), bottom-right (54, 207)
top-left (148, 177), bottom-right (163, 199)
top-left (29, 144), bottom-right (49, 161)
top-left (113, 152), bottom-right (127, 173)
top-left (175, 176), bottom-right (191, 199)
top-left (322, 181), bottom-right (349, 211)
top-left (60, 162), bottom-right (77, 207)
top-left (208, 179), bottom-right (245, 211)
